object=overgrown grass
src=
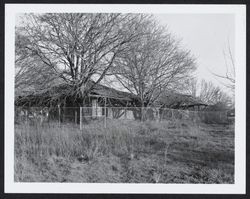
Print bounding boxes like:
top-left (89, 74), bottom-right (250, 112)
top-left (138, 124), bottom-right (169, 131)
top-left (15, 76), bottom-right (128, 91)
top-left (15, 119), bottom-right (234, 183)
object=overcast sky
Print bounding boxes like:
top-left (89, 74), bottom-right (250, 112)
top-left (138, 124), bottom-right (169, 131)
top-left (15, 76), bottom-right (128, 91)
top-left (154, 14), bottom-right (235, 90)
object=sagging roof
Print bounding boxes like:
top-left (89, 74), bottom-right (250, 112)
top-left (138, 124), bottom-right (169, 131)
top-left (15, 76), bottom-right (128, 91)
top-left (155, 91), bottom-right (207, 108)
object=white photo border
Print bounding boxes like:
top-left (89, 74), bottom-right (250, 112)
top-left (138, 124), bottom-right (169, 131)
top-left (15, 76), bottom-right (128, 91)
top-left (5, 4), bottom-right (246, 194)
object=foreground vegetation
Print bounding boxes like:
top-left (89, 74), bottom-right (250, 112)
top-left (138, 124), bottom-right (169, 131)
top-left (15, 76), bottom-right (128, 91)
top-left (15, 119), bottom-right (234, 183)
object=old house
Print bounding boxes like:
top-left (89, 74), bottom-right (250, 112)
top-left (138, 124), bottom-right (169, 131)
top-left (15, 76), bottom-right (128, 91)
top-left (15, 81), bottom-right (137, 122)
top-left (15, 81), bottom-right (207, 123)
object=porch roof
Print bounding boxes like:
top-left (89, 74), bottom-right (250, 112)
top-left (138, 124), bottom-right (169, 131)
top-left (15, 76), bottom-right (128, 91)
top-left (15, 81), bottom-right (136, 103)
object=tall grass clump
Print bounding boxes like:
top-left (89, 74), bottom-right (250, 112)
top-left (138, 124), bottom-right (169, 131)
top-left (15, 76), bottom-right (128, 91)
top-left (15, 120), bottom-right (158, 161)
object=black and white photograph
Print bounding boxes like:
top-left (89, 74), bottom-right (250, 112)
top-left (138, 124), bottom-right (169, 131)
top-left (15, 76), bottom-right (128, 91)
top-left (4, 4), bottom-right (246, 194)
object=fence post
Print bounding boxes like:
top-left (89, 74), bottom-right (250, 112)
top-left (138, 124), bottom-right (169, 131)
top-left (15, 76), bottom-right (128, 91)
top-left (96, 101), bottom-right (98, 118)
top-left (141, 107), bottom-right (143, 121)
top-left (58, 105), bottom-right (61, 126)
top-left (75, 110), bottom-right (77, 124)
top-left (186, 110), bottom-right (189, 122)
top-left (104, 97), bottom-right (107, 128)
top-left (80, 107), bottom-right (82, 130)
top-left (62, 107), bottom-right (65, 123)
top-left (125, 107), bottom-right (127, 119)
top-left (25, 109), bottom-right (28, 124)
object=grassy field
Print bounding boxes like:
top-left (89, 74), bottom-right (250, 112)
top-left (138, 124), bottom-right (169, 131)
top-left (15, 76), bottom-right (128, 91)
top-left (14, 119), bottom-right (234, 183)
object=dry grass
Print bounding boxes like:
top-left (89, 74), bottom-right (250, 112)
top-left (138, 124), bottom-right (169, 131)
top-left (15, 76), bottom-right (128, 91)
top-left (14, 119), bottom-right (234, 183)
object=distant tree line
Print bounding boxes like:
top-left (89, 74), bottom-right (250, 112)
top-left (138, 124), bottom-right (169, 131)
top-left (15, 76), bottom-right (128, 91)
top-left (183, 78), bottom-right (233, 111)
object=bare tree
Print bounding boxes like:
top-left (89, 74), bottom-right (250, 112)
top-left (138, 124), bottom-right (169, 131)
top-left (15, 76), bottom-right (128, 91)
top-left (111, 16), bottom-right (196, 107)
top-left (181, 78), bottom-right (198, 97)
top-left (213, 42), bottom-right (235, 92)
top-left (16, 13), bottom-right (146, 104)
top-left (199, 79), bottom-right (231, 108)
top-left (15, 33), bottom-right (57, 95)
top-left (180, 77), bottom-right (233, 111)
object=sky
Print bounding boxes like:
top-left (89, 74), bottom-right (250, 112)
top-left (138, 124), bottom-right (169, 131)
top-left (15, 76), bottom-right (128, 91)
top-left (154, 14), bottom-right (235, 91)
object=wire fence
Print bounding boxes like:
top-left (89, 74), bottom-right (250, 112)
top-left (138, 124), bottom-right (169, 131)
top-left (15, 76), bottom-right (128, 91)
top-left (15, 106), bottom-right (234, 128)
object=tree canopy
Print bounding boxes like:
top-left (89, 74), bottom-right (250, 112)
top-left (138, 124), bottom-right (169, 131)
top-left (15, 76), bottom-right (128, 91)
top-left (16, 13), bottom-right (196, 106)
top-left (16, 13), bottom-right (149, 103)
top-left (111, 16), bottom-right (196, 107)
